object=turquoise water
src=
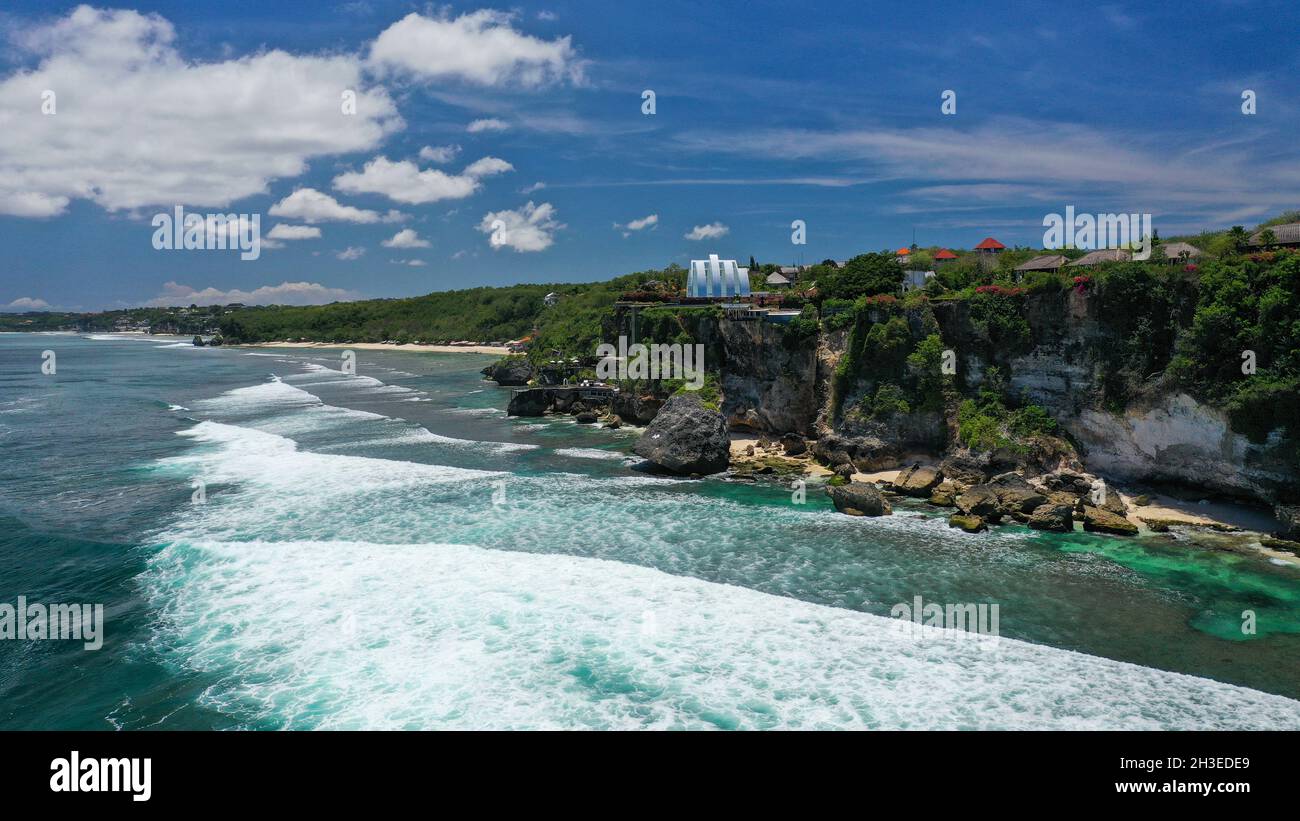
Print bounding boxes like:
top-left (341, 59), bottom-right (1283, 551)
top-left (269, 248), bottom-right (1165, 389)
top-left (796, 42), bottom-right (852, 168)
top-left (1, 332), bottom-right (1298, 729)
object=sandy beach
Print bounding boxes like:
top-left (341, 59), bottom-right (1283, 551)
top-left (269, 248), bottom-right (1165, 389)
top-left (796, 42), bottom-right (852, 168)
top-left (241, 341), bottom-right (510, 356)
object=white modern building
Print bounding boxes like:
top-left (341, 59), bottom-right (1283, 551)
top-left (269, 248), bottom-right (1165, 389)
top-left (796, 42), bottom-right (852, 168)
top-left (688, 254), bottom-right (751, 299)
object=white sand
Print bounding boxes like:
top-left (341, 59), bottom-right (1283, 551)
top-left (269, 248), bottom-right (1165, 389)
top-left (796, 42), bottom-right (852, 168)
top-left (241, 341), bottom-right (510, 356)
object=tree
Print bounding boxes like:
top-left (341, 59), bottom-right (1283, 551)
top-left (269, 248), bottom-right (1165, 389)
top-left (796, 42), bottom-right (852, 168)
top-left (820, 253), bottom-right (904, 300)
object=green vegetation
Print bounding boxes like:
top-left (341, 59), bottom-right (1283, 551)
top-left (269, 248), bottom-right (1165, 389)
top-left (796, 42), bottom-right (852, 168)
top-left (815, 253), bottom-right (904, 301)
top-left (956, 377), bottom-right (1058, 453)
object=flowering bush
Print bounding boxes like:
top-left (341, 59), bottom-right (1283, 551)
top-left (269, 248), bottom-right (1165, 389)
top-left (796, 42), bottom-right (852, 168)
top-left (974, 285), bottom-right (1025, 297)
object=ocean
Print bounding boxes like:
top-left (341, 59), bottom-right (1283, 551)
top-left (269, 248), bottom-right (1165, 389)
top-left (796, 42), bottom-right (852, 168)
top-left (2, 332), bottom-right (1298, 729)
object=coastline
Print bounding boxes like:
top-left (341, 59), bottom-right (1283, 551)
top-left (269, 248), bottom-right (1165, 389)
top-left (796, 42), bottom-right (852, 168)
top-left (727, 434), bottom-right (1299, 565)
top-left (238, 341), bottom-right (510, 356)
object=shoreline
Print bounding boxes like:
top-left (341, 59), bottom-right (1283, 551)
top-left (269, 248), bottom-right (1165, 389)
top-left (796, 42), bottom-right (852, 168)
top-left (727, 434), bottom-right (1297, 565)
top-left (238, 341), bottom-right (510, 356)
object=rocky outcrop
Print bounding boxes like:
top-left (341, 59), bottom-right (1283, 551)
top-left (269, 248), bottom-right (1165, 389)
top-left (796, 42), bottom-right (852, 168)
top-left (827, 482), bottom-right (892, 516)
top-left (719, 320), bottom-right (818, 434)
top-left (894, 464), bottom-right (943, 497)
top-left (632, 394), bottom-right (730, 475)
top-left (1028, 503), bottom-right (1074, 532)
top-left (986, 472), bottom-right (1047, 515)
top-left (948, 513), bottom-right (987, 533)
top-left (483, 357), bottom-right (533, 386)
top-left (1081, 505), bottom-right (1138, 536)
top-left (506, 388), bottom-right (549, 416)
top-left (612, 392), bottom-right (663, 426)
top-left (955, 486), bottom-right (1001, 520)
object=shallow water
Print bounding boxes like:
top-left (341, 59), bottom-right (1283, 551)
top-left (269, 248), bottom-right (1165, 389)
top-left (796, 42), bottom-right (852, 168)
top-left (1, 333), bottom-right (1297, 729)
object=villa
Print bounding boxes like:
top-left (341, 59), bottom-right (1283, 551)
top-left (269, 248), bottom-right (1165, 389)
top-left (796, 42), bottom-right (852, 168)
top-left (1248, 222), bottom-right (1300, 249)
top-left (688, 254), bottom-right (751, 299)
top-left (1067, 249), bottom-right (1130, 267)
top-left (1015, 254), bottom-right (1068, 277)
top-left (933, 248), bottom-right (957, 266)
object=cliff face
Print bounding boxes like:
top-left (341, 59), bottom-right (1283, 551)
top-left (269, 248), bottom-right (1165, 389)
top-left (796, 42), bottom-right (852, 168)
top-left (606, 297), bottom-right (1296, 504)
top-left (976, 289), bottom-right (1295, 503)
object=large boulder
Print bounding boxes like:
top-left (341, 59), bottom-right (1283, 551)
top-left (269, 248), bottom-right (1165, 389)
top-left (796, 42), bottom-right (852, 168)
top-left (894, 464), bottom-right (943, 497)
top-left (948, 514), bottom-right (987, 533)
top-left (1028, 503), bottom-right (1074, 532)
top-left (780, 433), bottom-right (807, 456)
top-left (484, 357), bottom-right (533, 386)
top-left (956, 485), bottom-right (1001, 520)
top-left (611, 392), bottom-right (664, 426)
top-left (506, 388), bottom-right (549, 417)
top-left (1081, 505), bottom-right (1138, 536)
top-left (827, 482), bottom-right (892, 516)
top-left (987, 472), bottom-right (1047, 515)
top-left (632, 394), bottom-right (730, 475)
top-left (1275, 505), bottom-right (1300, 540)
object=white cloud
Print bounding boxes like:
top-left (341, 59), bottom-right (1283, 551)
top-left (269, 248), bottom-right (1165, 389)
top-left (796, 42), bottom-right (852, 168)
top-left (146, 281), bottom-right (357, 307)
top-left (615, 213), bottom-right (658, 237)
top-left (419, 144), bottom-right (461, 163)
top-left (336, 246), bottom-right (366, 260)
top-left (367, 10), bottom-right (582, 87)
top-left (467, 118), bottom-right (510, 133)
top-left (333, 156), bottom-right (512, 204)
top-left (4, 297), bottom-right (50, 311)
top-left (520, 181), bottom-right (546, 194)
top-left (478, 201), bottom-right (564, 252)
top-left (391, 258), bottom-right (427, 266)
top-left (381, 228), bottom-right (431, 248)
top-left (266, 223), bottom-right (322, 240)
top-left (684, 221), bottom-right (729, 240)
top-left (0, 7), bottom-right (400, 217)
top-left (269, 188), bottom-right (387, 224)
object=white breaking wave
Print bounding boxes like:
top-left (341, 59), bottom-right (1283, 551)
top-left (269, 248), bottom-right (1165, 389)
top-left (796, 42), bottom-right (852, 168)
top-left (140, 538), bottom-right (1300, 730)
top-left (553, 447), bottom-right (631, 461)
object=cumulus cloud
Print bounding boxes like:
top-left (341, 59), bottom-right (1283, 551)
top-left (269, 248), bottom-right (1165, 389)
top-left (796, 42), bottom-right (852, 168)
top-left (266, 224), bottom-right (322, 241)
top-left (269, 188), bottom-right (390, 224)
top-left (336, 246), bottom-right (366, 260)
top-left (381, 228), bottom-right (431, 248)
top-left (684, 221), bottom-right (729, 240)
top-left (478, 201), bottom-right (564, 252)
top-left (0, 6), bottom-right (400, 217)
top-left (615, 213), bottom-right (658, 236)
top-left (146, 281), bottom-right (357, 307)
top-left (367, 10), bottom-right (582, 87)
top-left (419, 144), bottom-right (461, 163)
top-left (333, 156), bottom-right (512, 204)
top-left (3, 297), bottom-right (50, 311)
top-left (467, 118), bottom-right (509, 133)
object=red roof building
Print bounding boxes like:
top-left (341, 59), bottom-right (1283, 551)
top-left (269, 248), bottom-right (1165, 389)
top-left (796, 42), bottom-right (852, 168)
top-left (933, 248), bottom-right (957, 260)
top-left (974, 237), bottom-right (1006, 252)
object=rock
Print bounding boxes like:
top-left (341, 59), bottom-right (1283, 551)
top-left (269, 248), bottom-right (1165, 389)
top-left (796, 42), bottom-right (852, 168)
top-left (894, 464), bottom-right (943, 497)
top-left (744, 444), bottom-right (755, 456)
top-left (1096, 486), bottom-right (1129, 516)
top-left (987, 472), bottom-right (1047, 515)
top-left (1043, 470), bottom-right (1093, 496)
top-left (948, 514), bottom-right (987, 533)
top-left (1046, 490), bottom-right (1083, 509)
top-left (833, 463), bottom-right (856, 480)
top-left (575, 411), bottom-right (599, 424)
top-left (611, 392), bottom-right (664, 426)
top-left (1274, 505), bottom-right (1300, 540)
top-left (1027, 503), bottom-right (1073, 532)
top-left (602, 415), bottom-right (622, 429)
top-left (484, 357), bottom-right (533, 386)
top-left (1081, 505), bottom-right (1138, 536)
top-left (632, 394), bottom-right (730, 475)
top-left (757, 436), bottom-right (771, 450)
top-left (826, 482), bottom-right (892, 517)
top-left (780, 433), bottom-right (807, 456)
top-left (506, 388), bottom-right (549, 417)
top-left (956, 485), bottom-right (1001, 520)
top-left (1133, 494), bottom-right (1150, 506)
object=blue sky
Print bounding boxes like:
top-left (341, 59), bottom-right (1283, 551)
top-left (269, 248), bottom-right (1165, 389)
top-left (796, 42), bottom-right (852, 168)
top-left (1, 0), bottom-right (1298, 311)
